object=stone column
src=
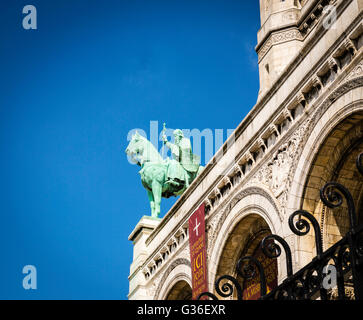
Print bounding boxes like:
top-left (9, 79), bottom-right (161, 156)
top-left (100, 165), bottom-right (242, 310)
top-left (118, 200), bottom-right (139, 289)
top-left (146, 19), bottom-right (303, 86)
top-left (128, 216), bottom-right (161, 300)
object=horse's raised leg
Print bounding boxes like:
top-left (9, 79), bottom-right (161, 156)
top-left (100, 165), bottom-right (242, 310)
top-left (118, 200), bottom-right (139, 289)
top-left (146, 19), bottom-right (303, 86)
top-left (151, 181), bottom-right (162, 218)
top-left (147, 190), bottom-right (155, 217)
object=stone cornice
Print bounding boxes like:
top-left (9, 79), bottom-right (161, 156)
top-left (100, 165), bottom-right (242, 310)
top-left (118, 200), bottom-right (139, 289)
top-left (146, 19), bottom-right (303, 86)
top-left (256, 0), bottom-right (320, 52)
top-left (255, 0), bottom-right (342, 54)
top-left (257, 27), bottom-right (304, 62)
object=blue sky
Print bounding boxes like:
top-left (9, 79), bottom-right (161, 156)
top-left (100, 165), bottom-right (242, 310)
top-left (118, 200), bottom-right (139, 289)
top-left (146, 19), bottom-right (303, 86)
top-left (0, 0), bottom-right (260, 299)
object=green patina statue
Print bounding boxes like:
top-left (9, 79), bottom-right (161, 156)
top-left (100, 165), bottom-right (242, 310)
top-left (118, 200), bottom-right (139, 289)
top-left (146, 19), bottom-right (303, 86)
top-left (125, 125), bottom-right (203, 218)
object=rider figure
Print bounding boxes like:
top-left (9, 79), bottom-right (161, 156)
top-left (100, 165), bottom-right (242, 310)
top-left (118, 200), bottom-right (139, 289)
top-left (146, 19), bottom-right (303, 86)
top-left (162, 129), bottom-right (194, 188)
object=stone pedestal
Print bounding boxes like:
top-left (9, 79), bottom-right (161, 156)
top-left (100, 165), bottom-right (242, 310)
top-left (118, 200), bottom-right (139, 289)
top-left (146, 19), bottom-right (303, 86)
top-left (128, 216), bottom-right (161, 299)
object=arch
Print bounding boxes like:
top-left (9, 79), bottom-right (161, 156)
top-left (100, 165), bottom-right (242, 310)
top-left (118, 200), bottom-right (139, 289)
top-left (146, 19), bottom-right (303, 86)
top-left (208, 187), bottom-right (283, 296)
top-left (154, 258), bottom-right (192, 300)
top-left (165, 280), bottom-right (192, 300)
top-left (208, 186), bottom-right (282, 255)
top-left (211, 212), bottom-right (278, 300)
top-left (287, 78), bottom-right (363, 215)
top-left (287, 78), bottom-right (363, 266)
top-left (302, 116), bottom-right (363, 247)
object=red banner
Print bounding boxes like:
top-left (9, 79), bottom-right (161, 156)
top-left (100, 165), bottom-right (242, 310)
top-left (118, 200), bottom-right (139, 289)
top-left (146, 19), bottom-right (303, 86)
top-left (189, 203), bottom-right (208, 300)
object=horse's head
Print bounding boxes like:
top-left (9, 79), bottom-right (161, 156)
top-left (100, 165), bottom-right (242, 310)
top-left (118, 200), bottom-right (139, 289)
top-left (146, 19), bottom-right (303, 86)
top-left (126, 131), bottom-right (163, 166)
top-left (125, 131), bottom-right (145, 160)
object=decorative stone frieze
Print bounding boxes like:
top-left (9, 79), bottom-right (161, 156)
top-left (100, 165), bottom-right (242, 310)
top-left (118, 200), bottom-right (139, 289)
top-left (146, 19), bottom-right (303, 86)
top-left (258, 28), bottom-right (304, 62)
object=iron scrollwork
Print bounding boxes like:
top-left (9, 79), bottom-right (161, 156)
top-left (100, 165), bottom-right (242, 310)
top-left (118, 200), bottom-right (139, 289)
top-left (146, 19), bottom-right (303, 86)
top-left (288, 210), bottom-right (323, 258)
top-left (320, 182), bottom-right (357, 229)
top-left (198, 153), bottom-right (363, 300)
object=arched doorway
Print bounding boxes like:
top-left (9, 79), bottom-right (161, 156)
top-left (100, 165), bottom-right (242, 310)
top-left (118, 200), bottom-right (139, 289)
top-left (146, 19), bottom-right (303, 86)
top-left (214, 214), bottom-right (278, 300)
top-left (302, 111), bottom-right (363, 251)
top-left (165, 280), bottom-right (192, 300)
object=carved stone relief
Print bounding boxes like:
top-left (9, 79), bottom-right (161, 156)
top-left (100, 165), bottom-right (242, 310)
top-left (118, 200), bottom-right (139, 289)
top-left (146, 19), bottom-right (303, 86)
top-left (247, 119), bottom-right (310, 209)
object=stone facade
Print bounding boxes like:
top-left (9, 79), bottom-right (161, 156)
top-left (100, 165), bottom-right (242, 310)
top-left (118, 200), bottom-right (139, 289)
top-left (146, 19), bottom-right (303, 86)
top-left (128, 0), bottom-right (363, 300)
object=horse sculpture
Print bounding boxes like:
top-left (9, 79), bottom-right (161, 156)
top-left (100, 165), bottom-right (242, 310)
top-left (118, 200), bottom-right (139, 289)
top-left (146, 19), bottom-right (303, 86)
top-left (125, 131), bottom-right (203, 218)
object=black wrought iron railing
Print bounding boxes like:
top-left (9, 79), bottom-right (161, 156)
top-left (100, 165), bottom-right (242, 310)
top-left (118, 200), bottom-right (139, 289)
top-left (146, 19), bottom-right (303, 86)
top-left (198, 153), bottom-right (363, 300)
